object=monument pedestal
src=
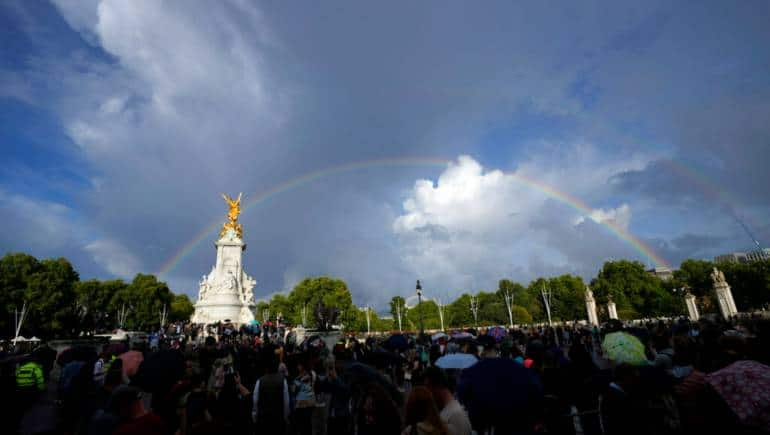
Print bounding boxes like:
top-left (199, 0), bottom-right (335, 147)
top-left (607, 301), bottom-right (618, 320)
top-left (585, 287), bottom-right (598, 326)
top-left (711, 268), bottom-right (737, 320)
top-left (685, 294), bottom-right (700, 321)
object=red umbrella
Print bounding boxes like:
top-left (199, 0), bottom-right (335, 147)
top-left (706, 360), bottom-right (770, 430)
top-left (118, 350), bottom-right (144, 377)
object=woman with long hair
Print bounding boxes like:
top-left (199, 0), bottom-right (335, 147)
top-left (402, 387), bottom-right (448, 435)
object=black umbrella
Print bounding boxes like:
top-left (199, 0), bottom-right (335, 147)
top-left (457, 357), bottom-right (543, 433)
top-left (344, 362), bottom-right (403, 405)
top-left (476, 334), bottom-right (497, 349)
top-left (132, 349), bottom-right (185, 393)
top-left (383, 334), bottom-right (409, 352)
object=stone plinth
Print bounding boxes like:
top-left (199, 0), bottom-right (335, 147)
top-left (685, 294), bottom-right (700, 321)
top-left (607, 301), bottom-right (618, 320)
top-left (585, 287), bottom-right (598, 326)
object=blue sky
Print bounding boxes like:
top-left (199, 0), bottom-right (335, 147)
top-left (1, 1), bottom-right (769, 308)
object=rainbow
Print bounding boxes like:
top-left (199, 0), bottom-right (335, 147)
top-left (658, 159), bottom-right (764, 244)
top-left (157, 157), bottom-right (670, 277)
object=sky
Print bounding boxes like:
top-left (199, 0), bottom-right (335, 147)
top-left (1, 1), bottom-right (769, 310)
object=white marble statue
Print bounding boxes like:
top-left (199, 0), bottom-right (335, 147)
top-left (711, 267), bottom-right (738, 319)
top-left (191, 194), bottom-right (257, 325)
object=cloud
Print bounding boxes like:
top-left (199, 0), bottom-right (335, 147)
top-left (574, 204), bottom-right (631, 231)
top-left (83, 239), bottom-right (141, 278)
top-left (392, 155), bottom-right (656, 297)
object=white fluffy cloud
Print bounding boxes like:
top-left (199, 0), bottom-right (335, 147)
top-left (574, 204), bottom-right (632, 231)
top-left (392, 154), bottom-right (649, 297)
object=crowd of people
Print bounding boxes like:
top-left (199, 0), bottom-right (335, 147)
top-left (6, 315), bottom-right (770, 435)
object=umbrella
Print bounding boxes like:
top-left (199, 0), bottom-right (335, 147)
top-left (487, 326), bottom-right (507, 342)
top-left (118, 350), bottom-right (144, 377)
top-left (435, 353), bottom-right (478, 370)
top-left (28, 336), bottom-right (41, 342)
top-left (602, 331), bottom-right (647, 365)
top-left (345, 362), bottom-right (403, 405)
top-left (383, 334), bottom-right (409, 351)
top-left (706, 360), bottom-right (770, 429)
top-left (476, 335), bottom-right (497, 349)
top-left (133, 349), bottom-right (185, 393)
top-left (457, 357), bottom-right (543, 432)
top-left (431, 332), bottom-right (448, 342)
top-left (451, 332), bottom-right (473, 340)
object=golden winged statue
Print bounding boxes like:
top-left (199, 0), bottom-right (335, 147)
top-left (220, 193), bottom-right (243, 238)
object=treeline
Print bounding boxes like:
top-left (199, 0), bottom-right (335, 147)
top-left (262, 259), bottom-right (770, 331)
top-left (0, 253), bottom-right (194, 339)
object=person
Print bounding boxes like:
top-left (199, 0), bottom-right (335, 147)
top-left (423, 367), bottom-right (472, 435)
top-left (112, 385), bottom-right (168, 435)
top-left (253, 351), bottom-right (290, 434)
top-left (599, 363), bottom-right (645, 435)
top-left (15, 355), bottom-right (46, 429)
top-left (292, 355), bottom-right (317, 435)
top-left (323, 361), bottom-right (352, 435)
top-left (402, 386), bottom-right (448, 435)
top-left (211, 372), bottom-right (252, 433)
top-left (357, 382), bottom-right (403, 435)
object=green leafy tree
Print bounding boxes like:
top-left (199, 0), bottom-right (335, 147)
top-left (0, 253), bottom-right (42, 338)
top-left (170, 294), bottom-right (195, 322)
top-left (286, 277), bottom-right (354, 327)
top-left (24, 258), bottom-right (80, 338)
top-left (590, 260), bottom-right (683, 320)
top-left (446, 294), bottom-right (473, 327)
top-left (405, 299), bottom-right (442, 330)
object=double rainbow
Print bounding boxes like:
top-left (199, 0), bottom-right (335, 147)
top-left (157, 157), bottom-right (670, 278)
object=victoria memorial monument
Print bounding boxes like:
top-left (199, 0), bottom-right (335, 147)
top-left (191, 193), bottom-right (257, 325)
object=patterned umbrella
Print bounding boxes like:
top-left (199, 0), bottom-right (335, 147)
top-left (601, 332), bottom-right (647, 365)
top-left (706, 360), bottom-right (770, 430)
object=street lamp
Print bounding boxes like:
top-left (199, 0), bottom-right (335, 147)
top-left (416, 280), bottom-right (425, 336)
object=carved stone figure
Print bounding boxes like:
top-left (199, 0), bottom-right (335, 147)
top-left (314, 301), bottom-right (340, 331)
top-left (711, 267), bottom-right (726, 286)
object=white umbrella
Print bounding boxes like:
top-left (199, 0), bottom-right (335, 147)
top-left (29, 336), bottom-right (41, 342)
top-left (12, 336), bottom-right (28, 343)
top-left (435, 353), bottom-right (478, 370)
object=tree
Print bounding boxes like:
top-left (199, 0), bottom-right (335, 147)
top-left (405, 299), bottom-right (442, 330)
top-left (24, 257), bottom-right (79, 338)
top-left (0, 253), bottom-right (41, 338)
top-left (446, 294), bottom-right (474, 327)
top-left (590, 260), bottom-right (683, 320)
top-left (170, 294), bottom-right (195, 322)
top-left (286, 277), bottom-right (354, 327)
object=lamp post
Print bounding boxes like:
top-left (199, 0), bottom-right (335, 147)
top-left (416, 280), bottom-right (425, 337)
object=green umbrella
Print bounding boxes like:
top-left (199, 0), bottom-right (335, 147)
top-left (602, 331), bottom-right (647, 365)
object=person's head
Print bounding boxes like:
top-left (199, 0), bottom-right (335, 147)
top-left (422, 366), bottom-right (452, 408)
top-left (404, 386), bottom-right (446, 433)
top-left (613, 363), bottom-right (640, 392)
